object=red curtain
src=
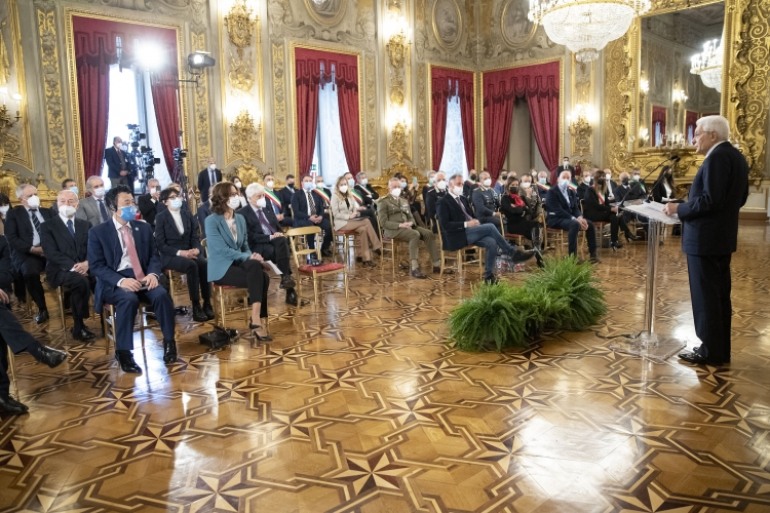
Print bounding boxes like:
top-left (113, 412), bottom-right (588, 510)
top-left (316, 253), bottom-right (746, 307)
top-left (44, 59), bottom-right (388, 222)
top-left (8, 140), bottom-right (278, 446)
top-left (482, 61), bottom-right (560, 180)
top-left (652, 105), bottom-right (667, 145)
top-left (295, 48), bottom-right (360, 177)
top-left (73, 16), bottom-right (178, 183)
top-left (685, 110), bottom-right (698, 144)
top-left (151, 73), bottom-right (181, 175)
top-left (431, 67), bottom-right (474, 171)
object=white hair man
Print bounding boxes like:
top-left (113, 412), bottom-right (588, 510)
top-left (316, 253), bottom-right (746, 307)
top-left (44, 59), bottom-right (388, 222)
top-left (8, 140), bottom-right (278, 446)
top-left (76, 175), bottom-right (110, 226)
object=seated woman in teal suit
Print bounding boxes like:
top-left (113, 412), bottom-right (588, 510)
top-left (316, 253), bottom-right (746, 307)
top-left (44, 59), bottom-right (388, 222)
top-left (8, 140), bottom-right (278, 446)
top-left (205, 182), bottom-right (272, 341)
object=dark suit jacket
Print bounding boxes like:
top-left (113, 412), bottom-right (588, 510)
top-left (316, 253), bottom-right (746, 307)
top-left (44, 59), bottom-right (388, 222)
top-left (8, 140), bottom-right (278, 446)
top-left (553, 164), bottom-right (576, 184)
top-left (651, 180), bottom-right (677, 203)
top-left (436, 194), bottom-right (475, 251)
top-left (197, 167), bottom-right (223, 203)
top-left (4, 205), bottom-right (54, 267)
top-left (291, 189), bottom-right (325, 222)
top-left (545, 186), bottom-right (581, 226)
top-left (0, 235), bottom-right (12, 291)
top-left (354, 184), bottom-right (379, 207)
top-left (154, 209), bottom-right (203, 266)
top-left (677, 141), bottom-right (749, 255)
top-left (424, 188), bottom-right (446, 231)
top-left (105, 146), bottom-right (132, 180)
top-left (88, 219), bottom-right (163, 312)
top-left (40, 216), bottom-right (90, 287)
top-left (137, 194), bottom-right (160, 226)
top-left (277, 186), bottom-right (296, 216)
top-left (237, 205), bottom-right (280, 253)
top-left (197, 201), bottom-right (211, 238)
top-left (582, 188), bottom-right (612, 221)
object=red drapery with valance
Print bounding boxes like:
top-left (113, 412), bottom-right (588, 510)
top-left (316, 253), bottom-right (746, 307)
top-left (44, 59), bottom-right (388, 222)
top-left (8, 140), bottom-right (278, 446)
top-left (652, 105), bottom-right (667, 146)
top-left (72, 16), bottom-right (178, 183)
top-left (431, 67), bottom-right (475, 171)
top-left (685, 110), bottom-right (698, 144)
top-left (295, 48), bottom-right (360, 177)
top-left (482, 61), bottom-right (560, 181)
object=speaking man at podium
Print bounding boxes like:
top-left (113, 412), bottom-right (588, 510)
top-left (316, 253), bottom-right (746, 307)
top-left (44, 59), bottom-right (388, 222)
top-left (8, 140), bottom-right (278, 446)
top-left (663, 115), bottom-right (748, 366)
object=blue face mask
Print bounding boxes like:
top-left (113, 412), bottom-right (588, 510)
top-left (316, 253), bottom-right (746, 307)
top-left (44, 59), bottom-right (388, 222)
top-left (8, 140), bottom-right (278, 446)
top-left (120, 205), bottom-right (137, 222)
top-left (558, 179), bottom-right (570, 191)
top-left (69, 186), bottom-right (79, 196)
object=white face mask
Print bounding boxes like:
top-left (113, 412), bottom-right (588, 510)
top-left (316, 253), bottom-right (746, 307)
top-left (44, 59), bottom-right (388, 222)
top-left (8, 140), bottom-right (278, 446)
top-left (632, 174), bottom-right (641, 181)
top-left (482, 178), bottom-right (492, 187)
top-left (558, 178), bottom-right (570, 189)
top-left (583, 177), bottom-right (591, 184)
top-left (360, 178), bottom-right (368, 186)
top-left (538, 177), bottom-right (547, 185)
top-left (316, 182), bottom-right (325, 189)
top-left (255, 197), bottom-right (267, 209)
top-left (400, 181), bottom-right (408, 189)
top-left (59, 205), bottom-right (77, 218)
top-left (563, 161), bottom-right (569, 167)
top-left (92, 186), bottom-right (105, 198)
top-left (452, 185), bottom-right (464, 196)
top-left (27, 195), bottom-right (41, 209)
top-left (169, 198), bottom-right (183, 210)
top-left (521, 182), bottom-right (532, 189)
top-left (265, 180), bottom-right (274, 189)
top-left (233, 181), bottom-right (242, 188)
top-left (303, 181), bottom-right (315, 191)
top-left (436, 180), bottom-right (447, 191)
top-left (0, 205), bottom-right (8, 216)
top-left (390, 187), bottom-right (402, 198)
top-left (228, 197), bottom-right (242, 209)
top-left (209, 164), bottom-right (216, 170)
top-left (338, 185), bottom-right (348, 194)
top-left (347, 178), bottom-right (355, 188)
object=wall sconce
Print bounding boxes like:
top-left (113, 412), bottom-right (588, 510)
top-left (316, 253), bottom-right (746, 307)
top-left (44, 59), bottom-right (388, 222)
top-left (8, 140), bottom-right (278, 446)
top-left (384, 13), bottom-right (410, 106)
top-left (224, 0), bottom-right (257, 58)
top-left (0, 87), bottom-right (22, 132)
top-left (672, 87), bottom-right (688, 104)
top-left (640, 77), bottom-right (649, 95)
top-left (387, 107), bottom-right (410, 163)
top-left (638, 127), bottom-right (649, 144)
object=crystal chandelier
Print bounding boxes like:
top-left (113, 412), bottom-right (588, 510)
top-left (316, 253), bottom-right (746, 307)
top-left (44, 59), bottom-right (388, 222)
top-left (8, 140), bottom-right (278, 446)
top-left (690, 38), bottom-right (723, 93)
top-left (528, 0), bottom-right (651, 63)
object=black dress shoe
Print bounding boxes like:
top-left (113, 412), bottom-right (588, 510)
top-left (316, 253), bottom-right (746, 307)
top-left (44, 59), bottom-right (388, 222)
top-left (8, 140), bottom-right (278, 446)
top-left (203, 303), bottom-right (215, 320)
top-left (411, 269), bottom-right (427, 279)
top-left (5, 396), bottom-right (29, 412)
top-left (589, 254), bottom-right (601, 264)
top-left (285, 289), bottom-right (309, 306)
top-left (678, 351), bottom-right (726, 366)
top-left (484, 274), bottom-right (499, 285)
top-left (280, 275), bottom-right (296, 290)
top-left (192, 305), bottom-right (208, 322)
top-left (433, 266), bottom-right (454, 274)
top-left (36, 346), bottom-right (67, 368)
top-left (0, 396), bottom-right (28, 416)
top-left (72, 327), bottom-right (97, 342)
top-left (115, 352), bottom-right (142, 373)
top-left (511, 249), bottom-right (536, 263)
top-left (35, 310), bottom-right (49, 324)
top-left (321, 248), bottom-right (333, 258)
top-left (163, 340), bottom-right (178, 364)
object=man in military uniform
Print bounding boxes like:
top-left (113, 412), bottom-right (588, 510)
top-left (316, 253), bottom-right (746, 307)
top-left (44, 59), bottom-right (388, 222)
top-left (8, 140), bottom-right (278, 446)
top-left (378, 177), bottom-right (446, 279)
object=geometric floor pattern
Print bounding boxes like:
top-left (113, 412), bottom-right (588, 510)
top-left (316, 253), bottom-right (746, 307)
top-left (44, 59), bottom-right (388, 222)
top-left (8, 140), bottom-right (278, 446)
top-left (2, 221), bottom-right (770, 512)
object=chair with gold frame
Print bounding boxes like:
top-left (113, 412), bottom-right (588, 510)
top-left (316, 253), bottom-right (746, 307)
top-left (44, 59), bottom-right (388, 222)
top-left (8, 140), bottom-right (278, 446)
top-left (434, 219), bottom-right (484, 277)
top-left (200, 238), bottom-right (250, 329)
top-left (286, 226), bottom-right (348, 306)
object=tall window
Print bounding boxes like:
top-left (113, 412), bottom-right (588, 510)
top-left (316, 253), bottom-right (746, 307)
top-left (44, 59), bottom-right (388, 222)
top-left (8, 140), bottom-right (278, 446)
top-left (439, 92), bottom-right (469, 179)
top-left (310, 63), bottom-right (349, 187)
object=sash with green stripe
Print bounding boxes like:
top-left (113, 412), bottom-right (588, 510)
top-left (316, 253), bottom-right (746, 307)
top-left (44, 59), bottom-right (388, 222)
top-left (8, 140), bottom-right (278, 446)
top-left (313, 188), bottom-right (331, 204)
top-left (351, 188), bottom-right (365, 205)
top-left (265, 189), bottom-right (282, 210)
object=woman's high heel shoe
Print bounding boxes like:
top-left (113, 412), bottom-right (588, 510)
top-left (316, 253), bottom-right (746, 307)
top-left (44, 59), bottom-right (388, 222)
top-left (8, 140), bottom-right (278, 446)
top-left (610, 241), bottom-right (623, 252)
top-left (624, 232), bottom-right (641, 242)
top-left (249, 323), bottom-right (273, 342)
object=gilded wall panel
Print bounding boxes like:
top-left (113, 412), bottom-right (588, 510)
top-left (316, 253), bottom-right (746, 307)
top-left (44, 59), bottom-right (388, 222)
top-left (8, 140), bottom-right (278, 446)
top-left (364, 54), bottom-right (377, 171)
top-left (416, 62), bottom-right (427, 170)
top-left (271, 42), bottom-right (288, 176)
top-left (191, 30), bottom-right (212, 174)
top-left (0, 0), bottom-right (31, 172)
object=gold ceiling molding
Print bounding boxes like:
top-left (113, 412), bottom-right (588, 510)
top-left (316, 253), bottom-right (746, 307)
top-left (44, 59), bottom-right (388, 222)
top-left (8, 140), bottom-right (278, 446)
top-left (191, 30), bottom-right (212, 175)
top-left (604, 0), bottom-right (770, 182)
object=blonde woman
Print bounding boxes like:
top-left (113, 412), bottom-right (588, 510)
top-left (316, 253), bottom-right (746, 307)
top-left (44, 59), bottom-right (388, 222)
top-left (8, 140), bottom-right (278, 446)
top-left (330, 176), bottom-right (382, 267)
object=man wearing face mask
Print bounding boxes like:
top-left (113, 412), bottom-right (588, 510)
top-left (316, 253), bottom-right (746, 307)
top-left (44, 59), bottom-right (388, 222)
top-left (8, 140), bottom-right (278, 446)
top-left (5, 183), bottom-right (53, 323)
top-left (554, 156), bottom-right (576, 185)
top-left (437, 174), bottom-right (535, 284)
top-left (51, 178), bottom-right (80, 214)
top-left (262, 173), bottom-right (293, 228)
top-left (576, 170), bottom-right (594, 201)
top-left (197, 156), bottom-right (222, 203)
top-left (88, 185), bottom-right (178, 373)
top-left (545, 170), bottom-right (599, 262)
top-left (471, 171), bottom-right (502, 231)
top-left (138, 178), bottom-right (162, 227)
top-left (425, 171), bottom-right (448, 233)
top-left (40, 190), bottom-right (96, 341)
top-left (604, 168), bottom-right (619, 201)
top-left (291, 175), bottom-right (333, 258)
top-left (238, 183), bottom-right (303, 306)
top-left (494, 172), bottom-right (509, 195)
top-left (76, 176), bottom-right (110, 227)
top-left (105, 136), bottom-right (135, 193)
top-left (154, 188), bottom-right (213, 322)
top-left (278, 174), bottom-right (296, 217)
top-left (354, 172), bottom-right (380, 206)
top-left (378, 177), bottom-right (442, 279)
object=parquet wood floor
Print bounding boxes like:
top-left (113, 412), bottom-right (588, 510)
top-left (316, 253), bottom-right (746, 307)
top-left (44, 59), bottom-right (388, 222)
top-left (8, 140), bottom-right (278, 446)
top-left (2, 222), bottom-right (770, 512)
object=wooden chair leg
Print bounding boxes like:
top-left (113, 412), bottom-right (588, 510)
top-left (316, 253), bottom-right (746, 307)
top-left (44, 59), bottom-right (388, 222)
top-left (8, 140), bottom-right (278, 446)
top-left (7, 346), bottom-right (19, 400)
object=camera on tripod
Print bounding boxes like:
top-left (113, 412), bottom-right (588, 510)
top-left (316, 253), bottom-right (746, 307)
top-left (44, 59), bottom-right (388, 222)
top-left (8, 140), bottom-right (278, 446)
top-left (126, 123), bottom-right (161, 187)
top-left (173, 148), bottom-right (188, 162)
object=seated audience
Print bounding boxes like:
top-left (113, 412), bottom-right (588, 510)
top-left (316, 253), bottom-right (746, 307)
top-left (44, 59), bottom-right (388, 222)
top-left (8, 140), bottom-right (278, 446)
top-left (206, 182), bottom-right (271, 341)
top-left (394, 173), bottom-right (425, 227)
top-left (154, 188), bottom-right (213, 322)
top-left (471, 171), bottom-right (502, 230)
top-left (76, 176), bottom-right (111, 227)
top-left (576, 169), bottom-right (593, 200)
top-left (519, 174), bottom-right (544, 222)
top-left (277, 174), bottom-right (296, 217)
top-left (342, 172), bottom-right (378, 235)
top-left (137, 178), bottom-right (161, 227)
top-left (354, 171), bottom-right (380, 209)
top-left (437, 174), bottom-right (534, 284)
top-left (330, 177), bottom-right (382, 268)
top-left (536, 170), bottom-right (551, 202)
top-left (424, 171), bottom-right (448, 232)
top-left (40, 190), bottom-right (96, 341)
top-left (292, 175), bottom-right (333, 258)
top-left (604, 168), bottom-right (618, 202)
top-left (500, 178), bottom-right (543, 265)
top-left (197, 199), bottom-right (211, 238)
top-left (88, 185), bottom-right (178, 373)
top-left (545, 170), bottom-right (599, 262)
top-left (422, 171), bottom-right (436, 206)
top-left (494, 171), bottom-right (508, 195)
top-left (583, 169), bottom-right (637, 250)
top-left (651, 165), bottom-right (680, 203)
top-left (232, 177), bottom-right (248, 208)
top-left (0, 193), bottom-right (9, 235)
top-left (263, 173), bottom-right (293, 227)
top-left (0, 235), bottom-right (67, 416)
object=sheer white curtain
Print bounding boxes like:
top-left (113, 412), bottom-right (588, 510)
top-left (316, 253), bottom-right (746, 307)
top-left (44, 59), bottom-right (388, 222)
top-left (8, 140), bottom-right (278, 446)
top-left (311, 75), bottom-right (350, 188)
top-left (438, 94), bottom-right (469, 179)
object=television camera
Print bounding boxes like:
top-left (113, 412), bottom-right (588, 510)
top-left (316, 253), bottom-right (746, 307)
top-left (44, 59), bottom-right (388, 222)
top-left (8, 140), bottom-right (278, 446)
top-left (126, 123), bottom-right (161, 193)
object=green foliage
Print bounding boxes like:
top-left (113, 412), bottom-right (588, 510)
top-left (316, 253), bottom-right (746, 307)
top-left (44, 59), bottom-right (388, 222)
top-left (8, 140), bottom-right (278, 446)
top-left (448, 255), bottom-right (607, 351)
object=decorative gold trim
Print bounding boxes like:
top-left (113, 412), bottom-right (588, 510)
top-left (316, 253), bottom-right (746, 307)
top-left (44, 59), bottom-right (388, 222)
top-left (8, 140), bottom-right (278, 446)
top-left (431, 0), bottom-right (463, 51)
top-left (272, 42), bottom-right (288, 176)
top-left (1, 0), bottom-right (32, 171)
top-left (303, 0), bottom-right (348, 27)
top-left (191, 30), bottom-right (212, 183)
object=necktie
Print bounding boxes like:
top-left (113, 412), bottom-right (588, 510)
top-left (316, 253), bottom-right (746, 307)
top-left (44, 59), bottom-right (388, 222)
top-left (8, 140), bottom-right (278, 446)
top-left (210, 169), bottom-right (216, 186)
top-left (455, 197), bottom-right (472, 221)
top-left (98, 199), bottom-right (109, 222)
top-left (257, 209), bottom-right (274, 235)
top-left (307, 191), bottom-right (316, 214)
top-left (29, 209), bottom-right (42, 234)
top-left (120, 224), bottom-right (145, 281)
top-left (66, 219), bottom-right (75, 237)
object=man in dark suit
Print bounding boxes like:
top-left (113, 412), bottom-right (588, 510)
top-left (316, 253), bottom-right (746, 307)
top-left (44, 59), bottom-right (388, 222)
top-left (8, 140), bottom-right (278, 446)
top-left (137, 178), bottom-right (161, 227)
top-left (197, 156), bottom-right (222, 203)
top-left (664, 115), bottom-right (749, 366)
top-left (424, 171), bottom-right (447, 233)
top-left (40, 190), bottom-right (96, 341)
top-left (553, 156), bottom-right (576, 185)
top-left (5, 183), bottom-right (54, 323)
top-left (0, 235), bottom-right (67, 416)
top-left (545, 170), bottom-right (599, 262)
top-left (291, 175), bottom-right (333, 257)
top-left (88, 185), bottom-right (178, 374)
top-left (197, 200), bottom-right (211, 238)
top-left (354, 171), bottom-right (380, 207)
top-left (105, 136), bottom-right (135, 192)
top-left (437, 174), bottom-right (533, 284)
top-left (263, 172), bottom-right (293, 227)
top-left (240, 183), bottom-right (303, 306)
top-left (154, 188), bottom-right (212, 322)
top-left (277, 174), bottom-right (296, 217)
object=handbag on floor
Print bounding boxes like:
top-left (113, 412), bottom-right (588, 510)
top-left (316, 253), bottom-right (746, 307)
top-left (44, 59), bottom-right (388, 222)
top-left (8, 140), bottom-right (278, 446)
top-left (199, 325), bottom-right (239, 349)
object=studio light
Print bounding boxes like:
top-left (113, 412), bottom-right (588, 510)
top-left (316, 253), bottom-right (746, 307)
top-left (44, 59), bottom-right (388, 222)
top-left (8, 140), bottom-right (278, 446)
top-left (188, 51), bottom-right (216, 71)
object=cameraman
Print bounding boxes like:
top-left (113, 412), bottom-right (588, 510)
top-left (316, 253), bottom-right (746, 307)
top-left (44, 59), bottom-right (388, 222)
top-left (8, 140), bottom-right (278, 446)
top-left (105, 136), bottom-right (135, 193)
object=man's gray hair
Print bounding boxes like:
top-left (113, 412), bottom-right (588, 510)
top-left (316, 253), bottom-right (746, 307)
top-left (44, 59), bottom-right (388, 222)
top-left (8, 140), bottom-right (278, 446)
top-left (448, 173), bottom-right (463, 183)
top-left (696, 115), bottom-right (730, 141)
top-left (388, 177), bottom-right (401, 188)
top-left (57, 189), bottom-right (78, 202)
top-left (245, 182), bottom-right (264, 198)
top-left (86, 175), bottom-right (103, 190)
top-left (15, 183), bottom-right (32, 199)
